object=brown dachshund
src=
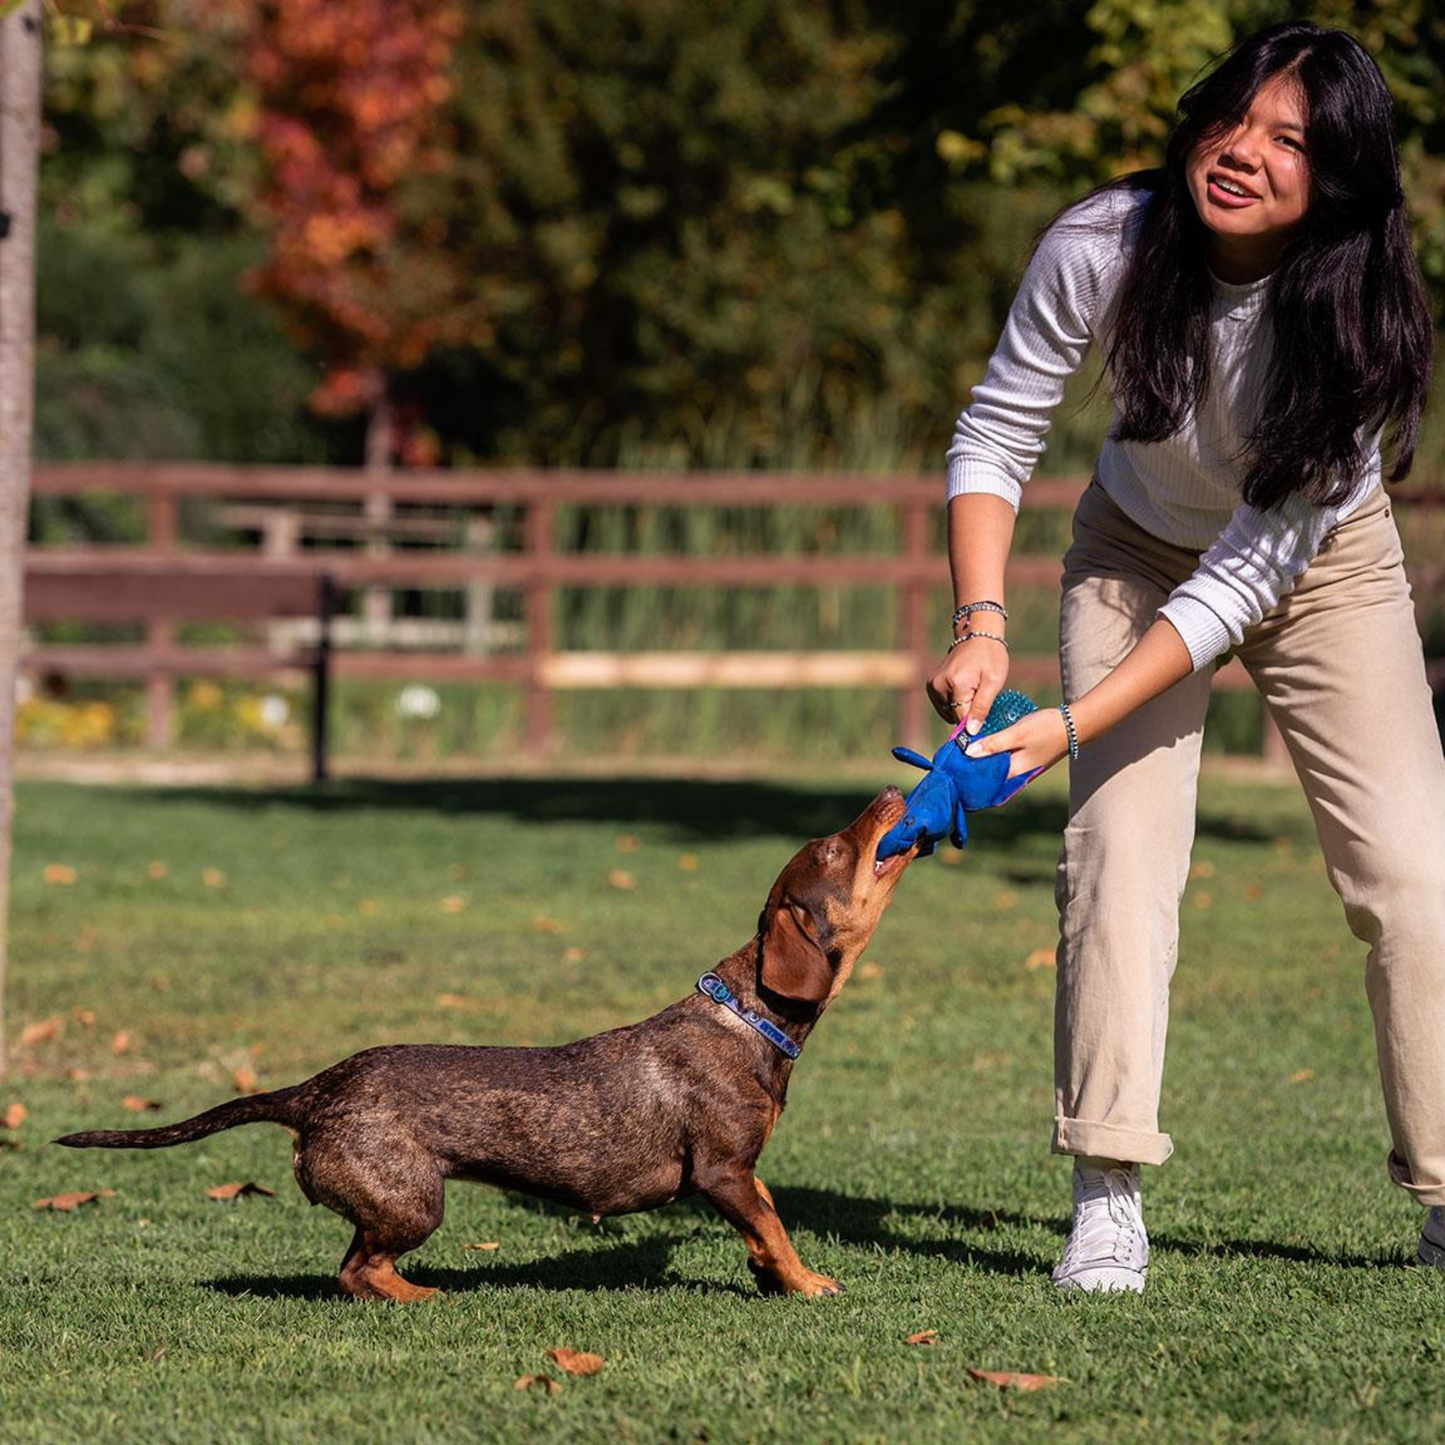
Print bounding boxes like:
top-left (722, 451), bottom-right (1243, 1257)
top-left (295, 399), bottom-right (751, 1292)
top-left (58, 787), bottom-right (915, 1302)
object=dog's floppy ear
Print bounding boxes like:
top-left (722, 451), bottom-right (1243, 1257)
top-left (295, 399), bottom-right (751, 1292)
top-left (760, 904), bottom-right (833, 1003)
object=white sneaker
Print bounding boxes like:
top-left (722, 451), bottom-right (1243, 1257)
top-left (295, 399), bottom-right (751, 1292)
top-left (1420, 1207), bottom-right (1445, 1268)
top-left (1052, 1157), bottom-right (1148, 1293)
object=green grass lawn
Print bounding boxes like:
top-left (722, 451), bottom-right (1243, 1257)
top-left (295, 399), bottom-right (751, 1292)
top-left (1, 769), bottom-right (1442, 1444)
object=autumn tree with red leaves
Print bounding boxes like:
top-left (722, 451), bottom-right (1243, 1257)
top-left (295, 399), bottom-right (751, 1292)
top-left (208, 0), bottom-right (475, 456)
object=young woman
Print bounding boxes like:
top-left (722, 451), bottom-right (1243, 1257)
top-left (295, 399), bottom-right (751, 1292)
top-left (933, 21), bottom-right (1445, 1291)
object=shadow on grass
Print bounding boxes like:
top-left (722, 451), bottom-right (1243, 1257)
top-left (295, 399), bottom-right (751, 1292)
top-left (200, 1185), bottom-right (1400, 1301)
top-left (204, 1235), bottom-right (750, 1301)
top-left (129, 775), bottom-right (1288, 850)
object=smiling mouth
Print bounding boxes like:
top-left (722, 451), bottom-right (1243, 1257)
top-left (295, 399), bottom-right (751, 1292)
top-left (1208, 174), bottom-right (1259, 202)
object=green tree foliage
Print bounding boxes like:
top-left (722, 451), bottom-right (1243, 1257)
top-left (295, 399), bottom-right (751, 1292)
top-left (30, 0), bottom-right (1445, 471)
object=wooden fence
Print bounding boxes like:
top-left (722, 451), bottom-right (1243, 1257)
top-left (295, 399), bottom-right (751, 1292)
top-left (22, 462), bottom-right (1445, 775)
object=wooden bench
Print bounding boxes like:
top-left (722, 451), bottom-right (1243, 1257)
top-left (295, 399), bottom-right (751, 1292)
top-left (22, 554), bottom-right (336, 782)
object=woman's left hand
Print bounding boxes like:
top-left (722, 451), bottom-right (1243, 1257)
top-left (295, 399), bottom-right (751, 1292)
top-left (966, 706), bottom-right (1071, 778)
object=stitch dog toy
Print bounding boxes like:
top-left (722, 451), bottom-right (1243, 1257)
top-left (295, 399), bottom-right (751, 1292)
top-left (876, 689), bottom-right (1042, 859)
top-left (58, 788), bottom-right (916, 1302)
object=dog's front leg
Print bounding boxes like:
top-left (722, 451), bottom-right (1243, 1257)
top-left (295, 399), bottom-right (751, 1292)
top-left (700, 1166), bottom-right (840, 1297)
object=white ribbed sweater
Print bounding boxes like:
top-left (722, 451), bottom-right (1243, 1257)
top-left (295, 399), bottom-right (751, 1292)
top-left (945, 186), bottom-right (1378, 670)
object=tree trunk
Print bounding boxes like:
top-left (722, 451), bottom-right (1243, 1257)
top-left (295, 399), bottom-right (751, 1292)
top-left (0, 1), bottom-right (43, 1080)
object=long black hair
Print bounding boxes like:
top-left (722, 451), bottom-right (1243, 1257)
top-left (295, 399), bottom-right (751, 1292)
top-left (1103, 22), bottom-right (1432, 509)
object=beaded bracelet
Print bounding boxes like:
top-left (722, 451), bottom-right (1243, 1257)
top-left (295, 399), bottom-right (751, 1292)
top-left (947, 630), bottom-right (1009, 652)
top-left (951, 600), bottom-right (1009, 630)
top-left (1058, 702), bottom-right (1080, 761)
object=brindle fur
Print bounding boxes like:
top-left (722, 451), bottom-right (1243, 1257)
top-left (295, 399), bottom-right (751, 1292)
top-left (58, 788), bottom-right (914, 1302)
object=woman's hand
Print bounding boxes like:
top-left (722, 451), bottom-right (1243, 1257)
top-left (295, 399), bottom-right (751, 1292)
top-left (966, 707), bottom-right (1070, 778)
top-left (926, 634), bottom-right (1011, 732)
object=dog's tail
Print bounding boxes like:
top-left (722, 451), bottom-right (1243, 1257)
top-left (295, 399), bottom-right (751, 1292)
top-left (55, 1084), bottom-right (306, 1151)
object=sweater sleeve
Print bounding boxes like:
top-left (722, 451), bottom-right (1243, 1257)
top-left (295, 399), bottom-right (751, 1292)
top-left (1157, 492), bottom-right (1344, 670)
top-left (945, 210), bottom-right (1115, 509)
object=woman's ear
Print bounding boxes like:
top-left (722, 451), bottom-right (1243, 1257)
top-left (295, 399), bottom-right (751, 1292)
top-left (760, 906), bottom-right (832, 1003)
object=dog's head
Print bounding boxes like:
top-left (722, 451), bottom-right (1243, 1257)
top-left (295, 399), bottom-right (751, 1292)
top-left (757, 786), bottom-right (914, 1010)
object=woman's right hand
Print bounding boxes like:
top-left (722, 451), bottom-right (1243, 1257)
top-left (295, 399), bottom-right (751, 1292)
top-left (925, 633), bottom-right (1011, 734)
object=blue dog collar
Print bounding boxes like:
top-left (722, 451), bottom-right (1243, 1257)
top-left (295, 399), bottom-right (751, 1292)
top-left (696, 972), bottom-right (802, 1060)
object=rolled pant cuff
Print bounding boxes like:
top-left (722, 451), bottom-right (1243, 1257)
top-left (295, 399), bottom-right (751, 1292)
top-left (1388, 1151), bottom-right (1445, 1208)
top-left (1053, 1117), bottom-right (1173, 1167)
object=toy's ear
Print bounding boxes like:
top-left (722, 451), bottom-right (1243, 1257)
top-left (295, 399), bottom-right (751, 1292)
top-left (760, 905), bottom-right (833, 1003)
top-left (891, 746), bottom-right (933, 772)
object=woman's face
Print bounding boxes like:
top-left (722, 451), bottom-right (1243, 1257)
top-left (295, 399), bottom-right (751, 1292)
top-left (1186, 71), bottom-right (1311, 283)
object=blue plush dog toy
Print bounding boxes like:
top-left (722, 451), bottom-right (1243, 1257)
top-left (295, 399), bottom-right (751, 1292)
top-left (877, 689), bottom-right (1042, 860)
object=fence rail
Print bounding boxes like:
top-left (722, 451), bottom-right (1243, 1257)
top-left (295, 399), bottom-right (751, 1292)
top-left (22, 462), bottom-right (1445, 771)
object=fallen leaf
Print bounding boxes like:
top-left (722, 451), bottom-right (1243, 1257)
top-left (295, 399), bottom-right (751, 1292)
top-left (463, 1241), bottom-right (500, 1251)
top-left (206, 1182), bottom-right (276, 1201)
top-left (43, 864), bottom-right (77, 885)
top-left (358, 899), bottom-right (378, 916)
top-left (232, 1067), bottom-right (260, 1095)
top-left (562, 946), bottom-right (587, 964)
top-left (202, 869), bottom-right (227, 888)
top-left (436, 993), bottom-right (472, 1010)
top-left (4, 1102), bottom-right (27, 1130)
top-left (993, 890), bottom-right (1018, 910)
top-left (35, 1190), bottom-right (116, 1212)
top-left (607, 870), bottom-right (636, 891)
top-left (531, 916), bottom-right (564, 933)
top-left (1290, 1069), bottom-right (1315, 1084)
top-left (858, 961), bottom-right (884, 980)
top-left (677, 853), bottom-right (699, 872)
top-left (546, 1348), bottom-right (604, 1376)
top-left (514, 1374), bottom-right (561, 1395)
top-left (1024, 948), bottom-right (1056, 971)
top-left (111, 1031), bottom-right (132, 1056)
top-left (1243, 883), bottom-right (1264, 902)
top-left (906, 1330), bottom-right (940, 1346)
top-left (1192, 891), bottom-right (1213, 910)
top-left (441, 895), bottom-right (466, 913)
top-left (966, 1368), bottom-right (1060, 1392)
top-left (616, 834), bottom-right (641, 853)
top-left (21, 1018), bottom-right (62, 1047)
top-left (146, 860), bottom-right (168, 880)
top-left (122, 1097), bottom-right (163, 1113)
top-left (72, 1008), bottom-right (97, 1030)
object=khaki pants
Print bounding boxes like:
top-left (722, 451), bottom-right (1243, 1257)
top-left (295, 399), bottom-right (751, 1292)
top-left (1053, 481), bottom-right (1445, 1207)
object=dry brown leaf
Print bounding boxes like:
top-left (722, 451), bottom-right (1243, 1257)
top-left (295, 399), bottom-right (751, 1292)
top-left (111, 1031), bottom-right (132, 1056)
top-left (441, 895), bottom-right (466, 913)
top-left (966, 1368), bottom-right (1060, 1392)
top-left (546, 1348), bottom-right (604, 1376)
top-left (146, 860), bottom-right (168, 880)
top-left (358, 899), bottom-right (378, 916)
top-left (207, 1181), bottom-right (276, 1201)
top-left (122, 1096), bottom-right (162, 1113)
top-left (514, 1374), bottom-right (562, 1395)
top-left (1023, 948), bottom-right (1056, 971)
top-left (677, 853), bottom-right (699, 873)
top-left (858, 961), bottom-right (885, 980)
top-left (43, 864), bottom-right (77, 885)
top-left (202, 868), bottom-right (227, 888)
top-left (3, 1102), bottom-right (27, 1130)
top-left (462, 1241), bottom-right (500, 1251)
top-left (72, 1008), bottom-right (97, 1030)
top-left (616, 834), bottom-right (641, 853)
top-left (607, 870), bottom-right (636, 891)
top-left (21, 1018), bottom-right (62, 1047)
top-left (1290, 1069), bottom-right (1315, 1084)
top-left (562, 946), bottom-right (587, 964)
top-left (436, 993), bottom-right (472, 1010)
top-left (906, 1330), bottom-right (940, 1346)
top-left (35, 1189), bottom-right (116, 1212)
top-left (232, 1066), bottom-right (261, 1095)
top-left (530, 915), bottom-right (564, 933)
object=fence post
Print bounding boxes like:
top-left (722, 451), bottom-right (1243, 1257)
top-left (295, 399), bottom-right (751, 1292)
top-left (900, 496), bottom-right (933, 750)
top-left (524, 495), bottom-right (555, 752)
top-left (145, 486), bottom-right (178, 748)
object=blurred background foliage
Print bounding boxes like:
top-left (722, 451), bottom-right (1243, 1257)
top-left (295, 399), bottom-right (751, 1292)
top-left (31, 0), bottom-right (1445, 474)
